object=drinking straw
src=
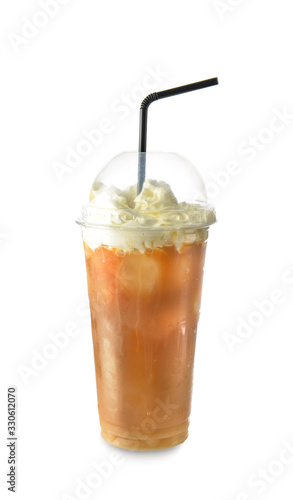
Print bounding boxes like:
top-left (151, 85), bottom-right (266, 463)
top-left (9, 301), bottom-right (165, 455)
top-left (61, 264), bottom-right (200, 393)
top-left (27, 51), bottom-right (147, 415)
top-left (137, 77), bottom-right (219, 194)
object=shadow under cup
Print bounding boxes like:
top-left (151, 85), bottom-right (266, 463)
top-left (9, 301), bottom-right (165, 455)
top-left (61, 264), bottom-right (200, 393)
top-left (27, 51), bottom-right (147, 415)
top-left (82, 226), bottom-right (209, 451)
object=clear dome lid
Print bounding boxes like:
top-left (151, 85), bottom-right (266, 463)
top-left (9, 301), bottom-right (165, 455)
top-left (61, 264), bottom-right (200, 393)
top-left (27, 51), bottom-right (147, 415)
top-left (77, 152), bottom-right (216, 230)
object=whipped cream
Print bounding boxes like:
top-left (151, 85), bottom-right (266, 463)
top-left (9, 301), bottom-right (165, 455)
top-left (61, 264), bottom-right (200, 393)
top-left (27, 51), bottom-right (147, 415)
top-left (80, 180), bottom-right (216, 253)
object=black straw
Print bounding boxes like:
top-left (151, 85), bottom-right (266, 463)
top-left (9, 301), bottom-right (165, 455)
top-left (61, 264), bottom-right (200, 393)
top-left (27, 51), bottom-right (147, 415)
top-left (137, 77), bottom-right (219, 194)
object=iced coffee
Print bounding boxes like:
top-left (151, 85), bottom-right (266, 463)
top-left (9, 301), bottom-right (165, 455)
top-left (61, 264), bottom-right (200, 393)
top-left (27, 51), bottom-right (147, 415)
top-left (78, 159), bottom-right (216, 450)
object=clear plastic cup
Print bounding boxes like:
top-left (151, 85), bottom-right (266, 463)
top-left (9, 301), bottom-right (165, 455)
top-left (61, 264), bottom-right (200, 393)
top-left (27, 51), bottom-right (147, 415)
top-left (77, 152), bottom-right (216, 450)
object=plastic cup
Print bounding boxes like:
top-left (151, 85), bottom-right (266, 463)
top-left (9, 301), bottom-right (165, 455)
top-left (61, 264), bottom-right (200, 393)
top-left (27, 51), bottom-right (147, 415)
top-left (77, 152), bottom-right (216, 451)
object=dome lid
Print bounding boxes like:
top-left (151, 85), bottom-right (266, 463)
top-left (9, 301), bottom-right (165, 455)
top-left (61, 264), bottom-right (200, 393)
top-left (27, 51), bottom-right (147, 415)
top-left (77, 152), bottom-right (216, 231)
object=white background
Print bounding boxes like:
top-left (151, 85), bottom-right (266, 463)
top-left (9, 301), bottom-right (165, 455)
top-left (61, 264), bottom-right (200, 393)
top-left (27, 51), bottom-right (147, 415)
top-left (1, 1), bottom-right (293, 499)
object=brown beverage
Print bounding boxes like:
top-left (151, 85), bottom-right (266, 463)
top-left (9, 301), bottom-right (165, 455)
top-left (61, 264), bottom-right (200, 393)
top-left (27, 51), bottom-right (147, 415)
top-left (83, 230), bottom-right (208, 450)
top-left (78, 78), bottom-right (218, 450)
top-left (78, 152), bottom-right (216, 451)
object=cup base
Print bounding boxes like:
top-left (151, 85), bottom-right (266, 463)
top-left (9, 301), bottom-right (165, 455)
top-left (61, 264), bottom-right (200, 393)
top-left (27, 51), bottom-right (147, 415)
top-left (101, 429), bottom-right (188, 451)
